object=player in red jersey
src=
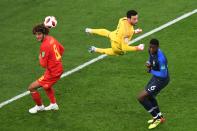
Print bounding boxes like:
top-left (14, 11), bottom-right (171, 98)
top-left (28, 24), bottom-right (64, 114)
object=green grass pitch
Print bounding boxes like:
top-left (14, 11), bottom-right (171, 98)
top-left (0, 0), bottom-right (197, 130)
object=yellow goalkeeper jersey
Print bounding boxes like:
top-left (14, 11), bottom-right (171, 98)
top-left (110, 17), bottom-right (134, 44)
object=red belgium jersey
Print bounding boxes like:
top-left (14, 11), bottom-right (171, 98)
top-left (39, 35), bottom-right (64, 77)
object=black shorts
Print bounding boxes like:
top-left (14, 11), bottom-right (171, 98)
top-left (145, 76), bottom-right (170, 96)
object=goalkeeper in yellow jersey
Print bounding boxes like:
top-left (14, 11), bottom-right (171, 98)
top-left (85, 10), bottom-right (144, 55)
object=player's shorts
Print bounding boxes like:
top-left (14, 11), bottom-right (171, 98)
top-left (37, 71), bottom-right (62, 89)
top-left (145, 76), bottom-right (170, 96)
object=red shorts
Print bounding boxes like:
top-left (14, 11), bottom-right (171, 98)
top-left (37, 71), bottom-right (62, 89)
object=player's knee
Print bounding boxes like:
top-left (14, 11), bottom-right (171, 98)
top-left (28, 84), bottom-right (33, 92)
top-left (137, 95), bottom-right (142, 102)
top-left (28, 83), bottom-right (36, 92)
top-left (137, 89), bottom-right (150, 102)
top-left (137, 94), bottom-right (145, 102)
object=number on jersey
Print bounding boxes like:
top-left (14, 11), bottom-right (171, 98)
top-left (53, 44), bottom-right (61, 60)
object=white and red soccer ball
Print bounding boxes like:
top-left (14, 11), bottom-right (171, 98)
top-left (44, 16), bottom-right (57, 28)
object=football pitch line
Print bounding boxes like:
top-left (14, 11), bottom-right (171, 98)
top-left (0, 9), bottom-right (196, 109)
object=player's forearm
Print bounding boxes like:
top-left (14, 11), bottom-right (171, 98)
top-left (122, 41), bottom-right (138, 51)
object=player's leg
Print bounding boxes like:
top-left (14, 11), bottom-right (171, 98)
top-left (143, 77), bottom-right (169, 129)
top-left (147, 96), bottom-right (166, 125)
top-left (44, 87), bottom-right (59, 111)
top-left (85, 28), bottom-right (111, 38)
top-left (137, 90), bottom-right (159, 120)
top-left (137, 77), bottom-right (161, 128)
top-left (137, 90), bottom-right (163, 130)
top-left (148, 97), bottom-right (163, 118)
top-left (28, 81), bottom-right (42, 106)
top-left (146, 76), bottom-right (162, 121)
top-left (44, 87), bottom-right (56, 104)
top-left (148, 78), bottom-right (169, 120)
top-left (42, 75), bottom-right (61, 111)
top-left (93, 48), bottom-right (118, 55)
top-left (28, 80), bottom-right (44, 114)
top-left (89, 41), bottom-right (123, 55)
top-left (87, 28), bottom-right (114, 54)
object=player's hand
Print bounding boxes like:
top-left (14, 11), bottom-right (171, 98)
top-left (136, 44), bottom-right (145, 51)
top-left (145, 61), bottom-right (152, 73)
top-left (145, 61), bottom-right (151, 68)
top-left (134, 28), bottom-right (142, 34)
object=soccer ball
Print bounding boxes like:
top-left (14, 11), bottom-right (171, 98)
top-left (44, 16), bottom-right (57, 28)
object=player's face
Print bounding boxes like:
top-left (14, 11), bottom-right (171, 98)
top-left (35, 32), bottom-right (44, 42)
top-left (130, 15), bottom-right (138, 25)
top-left (149, 44), bottom-right (158, 54)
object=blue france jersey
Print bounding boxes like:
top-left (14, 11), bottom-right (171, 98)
top-left (149, 49), bottom-right (169, 78)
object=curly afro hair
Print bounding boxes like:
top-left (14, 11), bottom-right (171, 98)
top-left (32, 24), bottom-right (49, 35)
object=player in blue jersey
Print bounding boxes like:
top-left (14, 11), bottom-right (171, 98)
top-left (137, 39), bottom-right (170, 129)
